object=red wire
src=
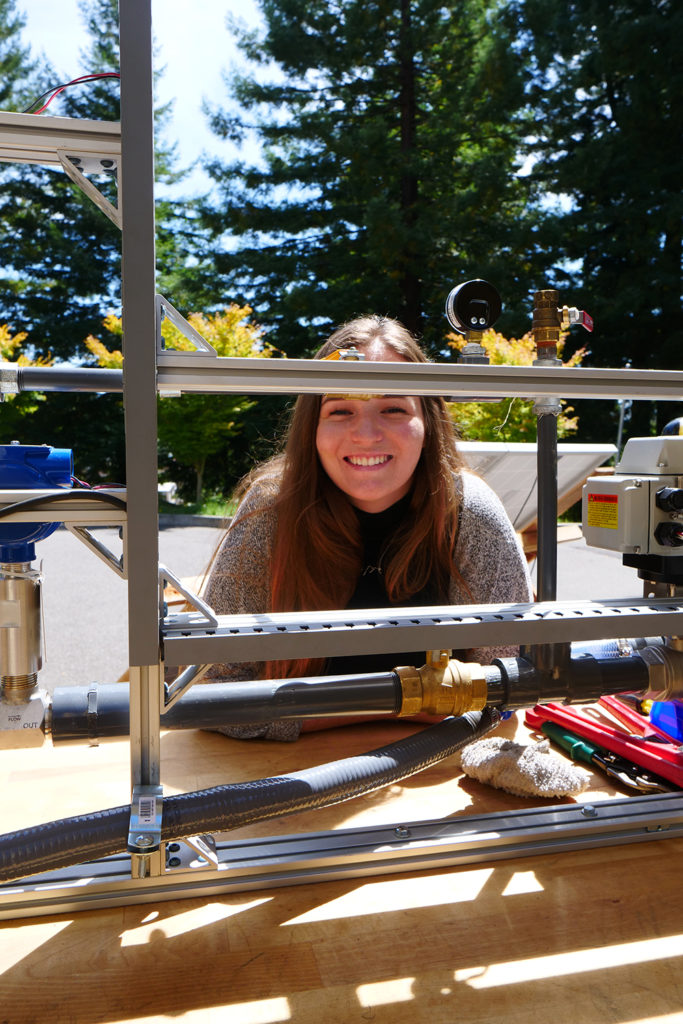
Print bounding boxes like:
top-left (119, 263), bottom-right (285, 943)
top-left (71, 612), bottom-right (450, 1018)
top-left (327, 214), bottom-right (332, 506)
top-left (30, 73), bottom-right (120, 115)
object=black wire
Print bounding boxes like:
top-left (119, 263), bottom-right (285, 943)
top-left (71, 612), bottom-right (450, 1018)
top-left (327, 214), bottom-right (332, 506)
top-left (0, 490), bottom-right (126, 520)
top-left (21, 73), bottom-right (120, 115)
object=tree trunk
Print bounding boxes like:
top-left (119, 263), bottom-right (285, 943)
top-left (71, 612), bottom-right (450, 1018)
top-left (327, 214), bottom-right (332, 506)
top-left (399, 0), bottom-right (420, 335)
top-left (194, 455), bottom-right (206, 506)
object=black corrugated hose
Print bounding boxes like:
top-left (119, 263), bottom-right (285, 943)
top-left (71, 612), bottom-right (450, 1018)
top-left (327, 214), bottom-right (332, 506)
top-left (0, 708), bottom-right (499, 883)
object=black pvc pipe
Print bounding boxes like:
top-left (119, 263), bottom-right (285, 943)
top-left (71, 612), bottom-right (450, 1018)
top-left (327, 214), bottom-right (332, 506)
top-left (0, 708), bottom-right (499, 883)
top-left (18, 366), bottom-right (123, 394)
top-left (51, 672), bottom-right (404, 743)
top-left (50, 646), bottom-right (652, 745)
top-left (492, 653), bottom-right (650, 710)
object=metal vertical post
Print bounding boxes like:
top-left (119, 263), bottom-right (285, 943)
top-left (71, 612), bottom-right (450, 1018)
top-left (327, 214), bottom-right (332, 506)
top-left (532, 289), bottom-right (561, 604)
top-left (119, 0), bottom-right (162, 790)
top-left (536, 412), bottom-right (558, 602)
top-left (531, 290), bottom-right (565, 676)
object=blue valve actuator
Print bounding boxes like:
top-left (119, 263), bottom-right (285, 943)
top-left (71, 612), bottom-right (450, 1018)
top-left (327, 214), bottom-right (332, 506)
top-left (0, 443), bottom-right (73, 562)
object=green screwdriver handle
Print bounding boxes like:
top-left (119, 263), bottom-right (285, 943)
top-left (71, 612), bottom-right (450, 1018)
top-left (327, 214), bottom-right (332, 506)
top-left (541, 721), bottom-right (600, 765)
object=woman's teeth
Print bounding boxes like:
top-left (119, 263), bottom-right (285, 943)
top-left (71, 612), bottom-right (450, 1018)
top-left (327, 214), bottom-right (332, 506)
top-left (346, 455), bottom-right (391, 466)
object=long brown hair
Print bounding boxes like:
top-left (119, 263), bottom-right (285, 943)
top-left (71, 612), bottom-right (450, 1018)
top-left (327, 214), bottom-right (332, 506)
top-left (242, 315), bottom-right (467, 677)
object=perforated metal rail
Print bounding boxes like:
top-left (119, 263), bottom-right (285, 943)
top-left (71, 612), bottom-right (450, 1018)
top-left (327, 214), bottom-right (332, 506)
top-left (162, 598), bottom-right (683, 665)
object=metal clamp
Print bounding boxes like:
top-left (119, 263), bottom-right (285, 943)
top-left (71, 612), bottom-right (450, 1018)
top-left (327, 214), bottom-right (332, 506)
top-left (127, 784), bottom-right (163, 857)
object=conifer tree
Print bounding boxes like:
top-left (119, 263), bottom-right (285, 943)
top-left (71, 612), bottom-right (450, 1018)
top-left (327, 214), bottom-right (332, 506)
top-left (0, 0), bottom-right (33, 109)
top-left (203, 0), bottom-right (540, 355)
top-left (513, 0), bottom-right (683, 436)
top-left (0, 0), bottom-right (122, 362)
top-left (0, 0), bottom-right (184, 364)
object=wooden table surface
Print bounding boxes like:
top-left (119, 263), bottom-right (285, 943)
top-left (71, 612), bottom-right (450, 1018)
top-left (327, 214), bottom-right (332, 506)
top-left (1, 714), bottom-right (682, 1024)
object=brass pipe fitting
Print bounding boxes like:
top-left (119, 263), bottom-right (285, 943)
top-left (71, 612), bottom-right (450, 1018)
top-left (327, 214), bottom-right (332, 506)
top-left (396, 650), bottom-right (488, 717)
top-left (532, 289), bottom-right (561, 360)
top-left (0, 687), bottom-right (49, 748)
top-left (532, 288), bottom-right (562, 417)
top-left (532, 288), bottom-right (561, 352)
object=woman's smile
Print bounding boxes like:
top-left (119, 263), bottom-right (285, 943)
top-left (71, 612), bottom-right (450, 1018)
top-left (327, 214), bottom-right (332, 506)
top-left (344, 454), bottom-right (393, 467)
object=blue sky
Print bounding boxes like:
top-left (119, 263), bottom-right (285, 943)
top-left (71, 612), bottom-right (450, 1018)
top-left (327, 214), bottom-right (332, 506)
top-left (20, 1), bottom-right (262, 195)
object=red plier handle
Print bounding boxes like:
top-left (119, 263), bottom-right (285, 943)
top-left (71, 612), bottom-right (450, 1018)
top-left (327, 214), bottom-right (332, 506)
top-left (598, 695), bottom-right (676, 742)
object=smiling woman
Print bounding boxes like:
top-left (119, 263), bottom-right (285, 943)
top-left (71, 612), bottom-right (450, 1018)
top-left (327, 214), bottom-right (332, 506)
top-left (203, 316), bottom-right (533, 740)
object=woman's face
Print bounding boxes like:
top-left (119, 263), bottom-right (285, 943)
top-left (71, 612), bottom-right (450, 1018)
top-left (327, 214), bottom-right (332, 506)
top-left (315, 341), bottom-right (425, 513)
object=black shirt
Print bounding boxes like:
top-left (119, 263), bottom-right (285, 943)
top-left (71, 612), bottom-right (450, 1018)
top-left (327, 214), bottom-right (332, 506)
top-left (326, 495), bottom-right (454, 676)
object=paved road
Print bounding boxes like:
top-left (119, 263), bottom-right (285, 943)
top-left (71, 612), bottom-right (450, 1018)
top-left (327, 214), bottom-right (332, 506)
top-left (33, 525), bottom-right (643, 693)
top-left (38, 524), bottom-right (219, 692)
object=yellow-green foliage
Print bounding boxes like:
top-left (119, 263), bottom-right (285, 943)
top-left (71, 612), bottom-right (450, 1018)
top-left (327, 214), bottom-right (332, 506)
top-left (85, 306), bottom-right (274, 502)
top-left (85, 305), bottom-right (275, 365)
top-left (0, 324), bottom-right (52, 369)
top-left (0, 323), bottom-right (28, 362)
top-left (446, 329), bottom-right (585, 442)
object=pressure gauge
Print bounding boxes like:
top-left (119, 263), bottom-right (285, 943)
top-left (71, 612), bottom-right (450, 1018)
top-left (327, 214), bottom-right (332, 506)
top-left (445, 279), bottom-right (502, 335)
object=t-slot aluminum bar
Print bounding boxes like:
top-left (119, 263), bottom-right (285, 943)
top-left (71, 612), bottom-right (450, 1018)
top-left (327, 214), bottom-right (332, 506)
top-left (162, 598), bottom-right (683, 666)
top-left (0, 110), bottom-right (120, 167)
top-left (128, 664), bottom-right (163, 791)
top-left (119, 0), bottom-right (160, 671)
top-left (0, 489), bottom-right (126, 524)
top-left (5, 358), bottom-right (683, 403)
top-left (156, 354), bottom-right (683, 402)
top-left (119, 0), bottom-right (162, 817)
top-left (1, 791), bottom-right (681, 919)
top-left (536, 413), bottom-right (558, 603)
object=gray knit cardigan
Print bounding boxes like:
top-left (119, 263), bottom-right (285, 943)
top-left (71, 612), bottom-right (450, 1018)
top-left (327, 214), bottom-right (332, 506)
top-left (202, 471), bottom-right (533, 740)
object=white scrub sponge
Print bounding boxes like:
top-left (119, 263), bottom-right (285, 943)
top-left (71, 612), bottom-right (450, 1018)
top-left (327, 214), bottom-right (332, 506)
top-left (458, 736), bottom-right (590, 798)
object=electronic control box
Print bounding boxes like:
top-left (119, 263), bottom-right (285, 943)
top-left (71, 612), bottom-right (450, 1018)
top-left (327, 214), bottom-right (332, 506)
top-left (582, 437), bottom-right (683, 555)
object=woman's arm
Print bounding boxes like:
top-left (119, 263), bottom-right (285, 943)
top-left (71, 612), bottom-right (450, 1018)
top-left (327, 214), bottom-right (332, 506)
top-left (201, 483), bottom-right (302, 740)
top-left (203, 481), bottom-right (277, 682)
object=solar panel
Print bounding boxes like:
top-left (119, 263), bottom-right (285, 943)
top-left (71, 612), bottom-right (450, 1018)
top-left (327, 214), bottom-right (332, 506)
top-left (459, 441), bottom-right (617, 532)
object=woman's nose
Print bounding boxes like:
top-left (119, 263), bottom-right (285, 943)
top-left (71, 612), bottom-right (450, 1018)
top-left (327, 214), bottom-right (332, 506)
top-left (350, 408), bottom-right (383, 441)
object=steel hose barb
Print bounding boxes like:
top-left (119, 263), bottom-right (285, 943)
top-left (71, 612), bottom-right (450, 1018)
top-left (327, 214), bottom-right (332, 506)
top-left (395, 650), bottom-right (488, 717)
